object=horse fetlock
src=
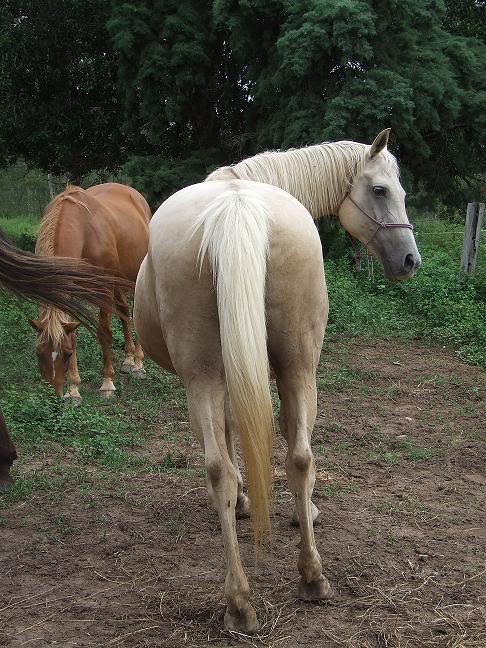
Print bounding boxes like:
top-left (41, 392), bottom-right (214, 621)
top-left (235, 493), bottom-right (251, 519)
top-left (291, 500), bottom-right (320, 527)
top-left (298, 549), bottom-right (322, 582)
top-left (297, 574), bottom-right (333, 602)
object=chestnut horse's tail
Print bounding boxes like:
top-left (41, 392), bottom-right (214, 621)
top-left (0, 231), bottom-right (134, 330)
top-left (195, 188), bottom-right (274, 547)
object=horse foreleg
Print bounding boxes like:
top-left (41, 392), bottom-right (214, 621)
top-left (64, 333), bottom-right (82, 404)
top-left (224, 393), bottom-right (250, 519)
top-left (278, 375), bottom-right (332, 601)
top-left (187, 381), bottom-right (258, 634)
top-left (97, 308), bottom-right (116, 398)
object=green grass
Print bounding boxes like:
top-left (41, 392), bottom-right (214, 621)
top-left (324, 219), bottom-right (486, 367)
top-left (0, 291), bottom-right (189, 505)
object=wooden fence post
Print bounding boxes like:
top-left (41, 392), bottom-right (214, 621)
top-left (460, 202), bottom-right (484, 275)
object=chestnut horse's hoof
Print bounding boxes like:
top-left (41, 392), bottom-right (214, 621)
top-left (131, 367), bottom-right (146, 379)
top-left (121, 361), bottom-right (135, 374)
top-left (63, 393), bottom-right (82, 406)
top-left (224, 602), bottom-right (259, 635)
top-left (298, 575), bottom-right (333, 601)
top-left (99, 389), bottom-right (116, 399)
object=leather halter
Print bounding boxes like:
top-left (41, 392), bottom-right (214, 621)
top-left (339, 193), bottom-right (414, 247)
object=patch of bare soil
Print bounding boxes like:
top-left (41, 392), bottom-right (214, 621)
top-left (1, 339), bottom-right (485, 647)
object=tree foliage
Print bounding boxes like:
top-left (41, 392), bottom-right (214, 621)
top-left (0, 0), bottom-right (125, 181)
top-left (110, 0), bottom-right (486, 206)
top-left (0, 1), bottom-right (484, 205)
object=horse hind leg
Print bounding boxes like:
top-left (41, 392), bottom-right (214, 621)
top-left (187, 380), bottom-right (258, 634)
top-left (117, 290), bottom-right (136, 372)
top-left (278, 393), bottom-right (319, 527)
top-left (224, 394), bottom-right (250, 519)
top-left (117, 290), bottom-right (146, 379)
top-left (132, 340), bottom-right (146, 378)
top-left (98, 308), bottom-right (116, 398)
top-left (278, 375), bottom-right (332, 601)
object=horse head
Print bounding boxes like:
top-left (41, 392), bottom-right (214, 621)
top-left (337, 129), bottom-right (421, 281)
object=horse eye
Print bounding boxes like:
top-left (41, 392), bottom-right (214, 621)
top-left (373, 186), bottom-right (386, 196)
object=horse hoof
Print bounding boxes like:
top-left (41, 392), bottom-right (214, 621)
top-left (121, 361), bottom-right (135, 374)
top-left (291, 501), bottom-right (320, 527)
top-left (224, 603), bottom-right (259, 635)
top-left (63, 394), bottom-right (82, 406)
top-left (235, 494), bottom-right (251, 519)
top-left (99, 389), bottom-right (116, 400)
top-left (131, 368), bottom-right (146, 379)
top-left (298, 575), bottom-right (333, 601)
top-left (0, 475), bottom-right (15, 493)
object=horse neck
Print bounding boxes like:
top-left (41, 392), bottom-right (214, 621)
top-left (230, 141), bottom-right (369, 219)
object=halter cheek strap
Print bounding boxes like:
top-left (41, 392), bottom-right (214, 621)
top-left (338, 193), bottom-right (414, 248)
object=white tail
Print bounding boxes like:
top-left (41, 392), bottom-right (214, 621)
top-left (195, 188), bottom-right (274, 546)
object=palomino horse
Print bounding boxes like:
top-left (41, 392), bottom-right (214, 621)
top-left (30, 183), bottom-right (151, 402)
top-left (0, 230), bottom-right (133, 491)
top-left (134, 129), bottom-right (420, 633)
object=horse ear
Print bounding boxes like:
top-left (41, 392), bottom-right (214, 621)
top-left (29, 319), bottom-right (42, 333)
top-left (370, 128), bottom-right (391, 158)
top-left (62, 322), bottom-right (80, 335)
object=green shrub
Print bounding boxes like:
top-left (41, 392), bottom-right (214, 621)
top-left (0, 216), bottom-right (39, 251)
top-left (325, 241), bottom-right (485, 367)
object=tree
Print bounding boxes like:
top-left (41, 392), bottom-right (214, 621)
top-left (0, 0), bottom-right (125, 182)
top-left (111, 0), bottom-right (486, 206)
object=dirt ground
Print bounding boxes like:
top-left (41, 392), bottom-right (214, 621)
top-left (1, 339), bottom-right (485, 647)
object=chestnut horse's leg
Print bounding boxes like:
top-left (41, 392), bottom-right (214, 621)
top-left (0, 407), bottom-right (17, 492)
top-left (64, 333), bottom-right (82, 404)
top-left (118, 290), bottom-right (136, 374)
top-left (118, 290), bottom-right (146, 378)
top-left (97, 307), bottom-right (116, 398)
top-left (132, 340), bottom-right (145, 377)
top-left (277, 373), bottom-right (332, 601)
top-left (224, 394), bottom-right (250, 519)
top-left (186, 380), bottom-right (258, 634)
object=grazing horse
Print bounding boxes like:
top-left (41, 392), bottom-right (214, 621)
top-left (0, 231), bottom-right (133, 491)
top-left (30, 183), bottom-right (151, 402)
top-left (134, 129), bottom-right (420, 633)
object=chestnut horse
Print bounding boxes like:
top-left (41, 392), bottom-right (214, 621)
top-left (134, 130), bottom-right (421, 632)
top-left (0, 230), bottom-right (133, 491)
top-left (30, 183), bottom-right (151, 402)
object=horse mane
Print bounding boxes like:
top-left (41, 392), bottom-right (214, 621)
top-left (36, 185), bottom-right (91, 256)
top-left (34, 186), bottom-right (94, 345)
top-left (207, 141), bottom-right (398, 219)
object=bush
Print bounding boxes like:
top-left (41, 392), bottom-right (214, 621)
top-left (0, 217), bottom-right (38, 251)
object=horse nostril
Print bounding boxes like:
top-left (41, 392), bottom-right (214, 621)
top-left (404, 253), bottom-right (415, 273)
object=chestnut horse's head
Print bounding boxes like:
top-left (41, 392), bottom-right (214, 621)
top-left (337, 129), bottom-right (421, 281)
top-left (30, 316), bottom-right (79, 397)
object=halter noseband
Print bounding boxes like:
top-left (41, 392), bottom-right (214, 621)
top-left (338, 193), bottom-right (413, 247)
